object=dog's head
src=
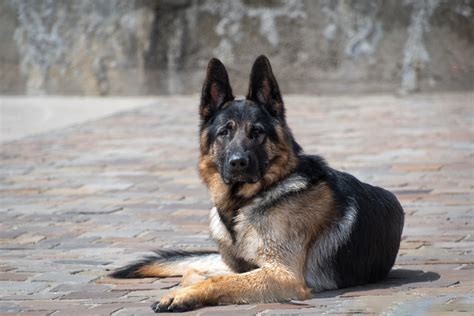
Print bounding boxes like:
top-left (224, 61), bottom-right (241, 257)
top-left (198, 56), bottom-right (301, 198)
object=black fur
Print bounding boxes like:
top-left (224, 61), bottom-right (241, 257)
top-left (247, 55), bottom-right (286, 120)
top-left (292, 155), bottom-right (404, 287)
top-left (329, 172), bottom-right (404, 287)
top-left (199, 58), bottom-right (235, 124)
top-left (110, 250), bottom-right (218, 278)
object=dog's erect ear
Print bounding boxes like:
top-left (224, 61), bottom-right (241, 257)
top-left (200, 58), bottom-right (234, 123)
top-left (247, 55), bottom-right (285, 120)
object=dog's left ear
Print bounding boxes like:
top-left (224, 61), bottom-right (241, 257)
top-left (200, 58), bottom-right (234, 123)
top-left (247, 55), bottom-right (285, 121)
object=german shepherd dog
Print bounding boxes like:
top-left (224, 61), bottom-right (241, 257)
top-left (112, 56), bottom-right (404, 313)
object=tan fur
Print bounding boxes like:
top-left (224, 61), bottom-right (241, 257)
top-left (181, 269), bottom-right (211, 287)
top-left (136, 264), bottom-right (180, 278)
top-left (230, 182), bottom-right (337, 270)
top-left (198, 154), bottom-right (233, 210)
top-left (158, 267), bottom-right (311, 309)
top-left (269, 183), bottom-right (339, 268)
top-left (199, 128), bottom-right (209, 154)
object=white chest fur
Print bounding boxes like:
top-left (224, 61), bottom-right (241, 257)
top-left (209, 207), bottom-right (232, 246)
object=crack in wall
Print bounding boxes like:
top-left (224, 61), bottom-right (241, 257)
top-left (400, 0), bottom-right (440, 94)
top-left (322, 0), bottom-right (383, 59)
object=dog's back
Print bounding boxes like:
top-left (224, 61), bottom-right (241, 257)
top-left (333, 172), bottom-right (404, 288)
top-left (301, 155), bottom-right (404, 290)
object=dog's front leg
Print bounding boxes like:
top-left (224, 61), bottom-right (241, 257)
top-left (151, 266), bottom-right (310, 313)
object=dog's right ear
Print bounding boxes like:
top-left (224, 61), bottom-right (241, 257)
top-left (200, 58), bottom-right (234, 123)
top-left (247, 55), bottom-right (285, 121)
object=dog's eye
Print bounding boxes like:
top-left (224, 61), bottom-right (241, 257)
top-left (218, 129), bottom-right (228, 137)
top-left (218, 122), bottom-right (233, 137)
top-left (251, 127), bottom-right (265, 139)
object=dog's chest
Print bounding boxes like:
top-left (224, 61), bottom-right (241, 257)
top-left (209, 207), bottom-right (263, 266)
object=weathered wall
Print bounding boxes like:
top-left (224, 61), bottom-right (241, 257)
top-left (1, 0), bottom-right (473, 95)
top-left (3, 0), bottom-right (155, 95)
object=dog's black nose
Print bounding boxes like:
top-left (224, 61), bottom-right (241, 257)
top-left (229, 153), bottom-right (249, 171)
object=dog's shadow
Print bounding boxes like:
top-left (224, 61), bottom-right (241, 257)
top-left (311, 269), bottom-right (440, 299)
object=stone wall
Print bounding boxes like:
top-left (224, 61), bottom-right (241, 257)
top-left (1, 0), bottom-right (473, 95)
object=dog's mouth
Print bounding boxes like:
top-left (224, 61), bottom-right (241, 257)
top-left (222, 173), bottom-right (261, 185)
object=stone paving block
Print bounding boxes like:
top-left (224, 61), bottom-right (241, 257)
top-left (13, 233), bottom-right (46, 245)
top-left (52, 259), bottom-right (111, 266)
top-left (0, 230), bottom-right (25, 240)
top-left (0, 312), bottom-right (52, 316)
top-left (112, 306), bottom-right (155, 316)
top-left (31, 272), bottom-right (97, 284)
top-left (49, 283), bottom-right (112, 293)
top-left (59, 290), bottom-right (128, 300)
top-left (125, 289), bottom-right (168, 298)
top-left (0, 281), bottom-right (49, 294)
top-left (79, 228), bottom-right (146, 239)
top-left (0, 272), bottom-right (34, 281)
top-left (196, 304), bottom-right (260, 316)
top-left (0, 293), bottom-right (63, 301)
top-left (0, 305), bottom-right (22, 313)
top-left (82, 304), bottom-right (132, 315)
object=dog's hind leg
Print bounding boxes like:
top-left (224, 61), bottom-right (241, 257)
top-left (110, 250), bottom-right (231, 279)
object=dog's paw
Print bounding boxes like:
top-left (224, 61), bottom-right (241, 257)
top-left (151, 289), bottom-right (201, 313)
top-left (151, 295), bottom-right (174, 313)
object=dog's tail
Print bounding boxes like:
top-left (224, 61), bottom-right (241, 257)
top-left (110, 250), bottom-right (230, 278)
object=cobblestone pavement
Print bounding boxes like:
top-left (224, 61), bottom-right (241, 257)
top-left (1, 93), bottom-right (473, 315)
